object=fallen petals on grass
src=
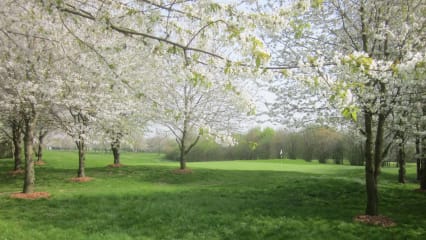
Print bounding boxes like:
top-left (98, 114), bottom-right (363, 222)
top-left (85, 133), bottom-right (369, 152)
top-left (354, 215), bottom-right (396, 227)
top-left (69, 177), bottom-right (94, 182)
top-left (172, 168), bottom-right (193, 174)
top-left (10, 192), bottom-right (50, 200)
top-left (107, 163), bottom-right (125, 168)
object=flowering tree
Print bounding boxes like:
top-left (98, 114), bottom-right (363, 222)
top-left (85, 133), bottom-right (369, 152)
top-left (96, 86), bottom-right (148, 166)
top-left (0, 107), bottom-right (23, 171)
top-left (0, 0), bottom-right (68, 193)
top-left (268, 0), bottom-right (425, 216)
top-left (144, 57), bottom-right (253, 170)
top-left (51, 54), bottom-right (114, 178)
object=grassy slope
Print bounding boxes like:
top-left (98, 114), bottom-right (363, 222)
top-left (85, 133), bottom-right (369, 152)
top-left (0, 151), bottom-right (424, 240)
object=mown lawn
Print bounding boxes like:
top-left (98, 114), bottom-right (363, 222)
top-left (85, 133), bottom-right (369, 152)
top-left (0, 151), bottom-right (425, 240)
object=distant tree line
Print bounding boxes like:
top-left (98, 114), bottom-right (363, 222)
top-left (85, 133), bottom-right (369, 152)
top-left (164, 126), bottom-right (418, 165)
top-left (164, 126), bottom-right (365, 165)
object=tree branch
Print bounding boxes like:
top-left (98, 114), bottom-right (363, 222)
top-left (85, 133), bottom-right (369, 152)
top-left (185, 134), bottom-right (200, 154)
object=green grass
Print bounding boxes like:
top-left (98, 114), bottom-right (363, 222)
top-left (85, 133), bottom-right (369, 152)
top-left (0, 151), bottom-right (425, 240)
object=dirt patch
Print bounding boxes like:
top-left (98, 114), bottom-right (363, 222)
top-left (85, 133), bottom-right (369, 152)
top-left (414, 188), bottom-right (426, 193)
top-left (35, 161), bottom-right (47, 166)
top-left (69, 177), bottom-right (94, 182)
top-left (107, 163), bottom-right (125, 168)
top-left (354, 215), bottom-right (396, 227)
top-left (10, 192), bottom-right (50, 200)
top-left (172, 168), bottom-right (193, 174)
top-left (8, 169), bottom-right (25, 176)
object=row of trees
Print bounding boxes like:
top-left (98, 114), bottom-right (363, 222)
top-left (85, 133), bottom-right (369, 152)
top-left (165, 126), bottom-right (415, 167)
top-left (0, 0), bottom-right (270, 193)
top-left (0, 0), bottom-right (425, 218)
top-left (260, 0), bottom-right (426, 216)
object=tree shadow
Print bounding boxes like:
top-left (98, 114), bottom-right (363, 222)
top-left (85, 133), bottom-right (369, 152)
top-left (1, 160), bottom-right (425, 239)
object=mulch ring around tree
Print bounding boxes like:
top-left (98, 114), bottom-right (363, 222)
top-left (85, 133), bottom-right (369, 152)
top-left (354, 215), bottom-right (396, 227)
top-left (10, 192), bottom-right (50, 200)
top-left (414, 188), bottom-right (426, 193)
top-left (69, 177), bottom-right (94, 182)
top-left (171, 168), bottom-right (193, 174)
top-left (107, 163), bottom-right (125, 168)
top-left (35, 161), bottom-right (47, 166)
top-left (8, 169), bottom-right (25, 176)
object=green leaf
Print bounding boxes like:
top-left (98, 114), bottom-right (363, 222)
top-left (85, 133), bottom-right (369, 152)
top-left (341, 106), bottom-right (358, 122)
top-left (255, 56), bottom-right (261, 68)
top-left (167, 46), bottom-right (178, 54)
top-left (224, 60), bottom-right (232, 74)
top-left (208, 3), bottom-right (222, 13)
top-left (312, 0), bottom-right (324, 8)
top-left (280, 69), bottom-right (289, 77)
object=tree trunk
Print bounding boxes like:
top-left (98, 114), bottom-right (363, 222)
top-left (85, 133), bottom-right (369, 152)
top-left (364, 110), bottom-right (379, 216)
top-left (420, 101), bottom-right (426, 190)
top-left (179, 149), bottom-right (186, 170)
top-left (12, 124), bottom-right (22, 171)
top-left (23, 118), bottom-right (36, 194)
top-left (416, 136), bottom-right (421, 180)
top-left (420, 135), bottom-right (426, 190)
top-left (76, 140), bottom-right (85, 178)
top-left (36, 131), bottom-right (46, 162)
top-left (420, 103), bottom-right (426, 190)
top-left (398, 140), bottom-right (406, 184)
top-left (179, 133), bottom-right (186, 170)
top-left (111, 139), bottom-right (120, 165)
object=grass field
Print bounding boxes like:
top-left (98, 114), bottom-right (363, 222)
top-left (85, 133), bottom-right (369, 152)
top-left (0, 151), bottom-right (425, 240)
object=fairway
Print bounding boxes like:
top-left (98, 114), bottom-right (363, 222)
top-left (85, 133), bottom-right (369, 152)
top-left (0, 151), bottom-right (425, 240)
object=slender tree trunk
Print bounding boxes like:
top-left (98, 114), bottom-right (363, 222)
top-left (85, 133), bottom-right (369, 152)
top-left (12, 124), bottom-right (22, 171)
top-left (398, 142), bottom-right (406, 183)
top-left (37, 141), bottom-right (43, 162)
top-left (396, 131), bottom-right (406, 184)
top-left (421, 136), bottom-right (426, 190)
top-left (36, 131), bottom-right (46, 162)
top-left (179, 131), bottom-right (187, 170)
top-left (179, 148), bottom-right (186, 170)
top-left (416, 136), bottom-right (421, 180)
top-left (111, 139), bottom-right (120, 165)
top-left (420, 102), bottom-right (426, 190)
top-left (364, 110), bottom-right (379, 216)
top-left (76, 140), bottom-right (85, 178)
top-left (23, 117), bottom-right (36, 194)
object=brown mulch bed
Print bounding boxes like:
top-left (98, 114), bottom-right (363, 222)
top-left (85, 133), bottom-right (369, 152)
top-left (107, 163), bottom-right (125, 168)
top-left (69, 177), bottom-right (94, 182)
top-left (354, 215), bottom-right (396, 227)
top-left (172, 168), bottom-right (193, 174)
top-left (8, 169), bottom-right (25, 176)
top-left (10, 192), bottom-right (50, 200)
top-left (35, 161), bottom-right (47, 166)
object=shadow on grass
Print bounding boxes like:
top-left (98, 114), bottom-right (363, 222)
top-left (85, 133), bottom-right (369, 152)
top-left (1, 159), bottom-right (425, 239)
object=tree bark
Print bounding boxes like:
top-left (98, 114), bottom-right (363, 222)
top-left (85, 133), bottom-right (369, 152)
top-left (178, 127), bottom-right (187, 170)
top-left (179, 147), bottom-right (186, 170)
top-left (420, 101), bottom-right (426, 190)
top-left (76, 140), bottom-right (85, 178)
top-left (416, 136), bottom-right (421, 180)
top-left (398, 141), bottom-right (406, 184)
top-left (12, 122), bottom-right (22, 171)
top-left (396, 125), bottom-right (406, 184)
top-left (111, 139), bottom-right (120, 165)
top-left (420, 135), bottom-right (426, 190)
top-left (22, 117), bottom-right (36, 194)
top-left (36, 130), bottom-right (47, 162)
top-left (364, 110), bottom-right (379, 216)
